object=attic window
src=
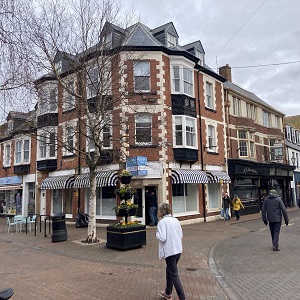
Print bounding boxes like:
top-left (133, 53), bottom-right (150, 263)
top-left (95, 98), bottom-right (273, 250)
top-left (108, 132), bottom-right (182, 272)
top-left (103, 33), bottom-right (112, 48)
top-left (7, 120), bottom-right (13, 131)
top-left (55, 61), bottom-right (62, 73)
top-left (167, 33), bottom-right (177, 48)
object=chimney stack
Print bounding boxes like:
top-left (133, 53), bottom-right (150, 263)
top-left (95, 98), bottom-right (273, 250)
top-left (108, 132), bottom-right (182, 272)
top-left (219, 64), bottom-right (232, 82)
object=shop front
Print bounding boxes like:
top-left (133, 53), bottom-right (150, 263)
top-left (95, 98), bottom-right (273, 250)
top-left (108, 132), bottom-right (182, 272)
top-left (228, 159), bottom-right (295, 215)
top-left (0, 175), bottom-right (23, 216)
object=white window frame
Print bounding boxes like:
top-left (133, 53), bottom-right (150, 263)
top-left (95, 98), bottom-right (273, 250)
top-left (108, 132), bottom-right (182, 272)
top-left (207, 124), bottom-right (217, 152)
top-left (66, 127), bottom-right (75, 155)
top-left (286, 125), bottom-right (291, 141)
top-left (133, 61), bottom-right (150, 93)
top-left (173, 115), bottom-right (197, 149)
top-left (263, 111), bottom-right (270, 127)
top-left (3, 142), bottom-right (11, 167)
top-left (37, 129), bottom-right (57, 160)
top-left (171, 63), bottom-right (194, 97)
top-left (14, 138), bottom-right (30, 165)
top-left (87, 67), bottom-right (99, 99)
top-left (238, 130), bottom-right (255, 158)
top-left (135, 113), bottom-right (152, 145)
top-left (63, 81), bottom-right (76, 111)
top-left (291, 128), bottom-right (296, 144)
top-left (167, 33), bottom-right (177, 47)
top-left (205, 81), bottom-right (215, 110)
top-left (102, 32), bottom-right (112, 48)
top-left (38, 83), bottom-right (58, 115)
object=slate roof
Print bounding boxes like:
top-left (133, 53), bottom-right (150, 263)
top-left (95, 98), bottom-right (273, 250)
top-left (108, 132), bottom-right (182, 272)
top-left (123, 22), bottom-right (162, 47)
top-left (224, 81), bottom-right (284, 116)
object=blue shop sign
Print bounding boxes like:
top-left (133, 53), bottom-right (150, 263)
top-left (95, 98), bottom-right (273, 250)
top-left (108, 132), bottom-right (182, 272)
top-left (0, 176), bottom-right (22, 185)
top-left (126, 156), bottom-right (148, 176)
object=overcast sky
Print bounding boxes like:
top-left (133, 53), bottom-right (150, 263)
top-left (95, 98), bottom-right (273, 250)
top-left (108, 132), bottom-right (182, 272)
top-left (123, 0), bottom-right (300, 117)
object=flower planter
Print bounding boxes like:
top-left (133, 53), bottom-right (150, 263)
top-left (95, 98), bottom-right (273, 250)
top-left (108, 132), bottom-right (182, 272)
top-left (106, 225), bottom-right (146, 250)
top-left (120, 175), bottom-right (132, 184)
top-left (116, 208), bottom-right (137, 217)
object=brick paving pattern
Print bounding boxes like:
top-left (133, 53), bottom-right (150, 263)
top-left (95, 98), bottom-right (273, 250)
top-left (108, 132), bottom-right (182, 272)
top-left (0, 207), bottom-right (298, 299)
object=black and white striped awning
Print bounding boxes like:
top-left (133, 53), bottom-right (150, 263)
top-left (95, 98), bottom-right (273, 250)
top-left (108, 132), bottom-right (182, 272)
top-left (171, 169), bottom-right (209, 184)
top-left (74, 171), bottom-right (118, 188)
top-left (207, 171), bottom-right (231, 183)
top-left (41, 175), bottom-right (75, 190)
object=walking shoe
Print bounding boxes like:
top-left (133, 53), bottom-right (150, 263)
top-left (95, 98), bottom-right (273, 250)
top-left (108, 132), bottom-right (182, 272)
top-left (273, 247), bottom-right (280, 251)
top-left (159, 291), bottom-right (172, 299)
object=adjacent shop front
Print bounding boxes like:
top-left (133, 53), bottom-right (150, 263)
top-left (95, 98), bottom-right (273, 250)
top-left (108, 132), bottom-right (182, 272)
top-left (0, 175), bottom-right (23, 216)
top-left (228, 159), bottom-right (295, 215)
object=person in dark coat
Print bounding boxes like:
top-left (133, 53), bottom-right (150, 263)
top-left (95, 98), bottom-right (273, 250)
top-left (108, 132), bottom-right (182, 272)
top-left (147, 191), bottom-right (158, 226)
top-left (222, 192), bottom-right (231, 220)
top-left (261, 189), bottom-right (289, 251)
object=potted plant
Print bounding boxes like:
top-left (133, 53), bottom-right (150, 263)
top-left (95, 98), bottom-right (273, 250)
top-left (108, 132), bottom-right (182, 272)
top-left (107, 202), bottom-right (146, 250)
top-left (112, 200), bottom-right (138, 223)
top-left (119, 170), bottom-right (132, 184)
top-left (114, 185), bottom-right (136, 200)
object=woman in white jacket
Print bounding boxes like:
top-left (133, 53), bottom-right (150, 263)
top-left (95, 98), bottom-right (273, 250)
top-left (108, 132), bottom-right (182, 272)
top-left (156, 203), bottom-right (186, 300)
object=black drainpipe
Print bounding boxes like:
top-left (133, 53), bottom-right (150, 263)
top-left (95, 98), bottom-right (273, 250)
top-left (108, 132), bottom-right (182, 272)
top-left (197, 71), bottom-right (206, 222)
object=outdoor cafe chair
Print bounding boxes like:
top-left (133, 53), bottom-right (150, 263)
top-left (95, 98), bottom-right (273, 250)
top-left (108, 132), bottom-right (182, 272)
top-left (5, 217), bottom-right (20, 233)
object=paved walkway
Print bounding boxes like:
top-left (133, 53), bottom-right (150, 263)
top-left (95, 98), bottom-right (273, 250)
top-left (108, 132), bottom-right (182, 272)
top-left (0, 208), bottom-right (298, 299)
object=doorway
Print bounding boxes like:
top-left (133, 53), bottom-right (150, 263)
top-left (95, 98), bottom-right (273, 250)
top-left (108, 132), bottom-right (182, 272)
top-left (133, 186), bottom-right (157, 225)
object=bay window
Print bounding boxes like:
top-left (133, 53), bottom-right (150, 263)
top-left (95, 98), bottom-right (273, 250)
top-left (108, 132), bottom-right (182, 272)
top-left (171, 65), bottom-right (194, 97)
top-left (174, 116), bottom-right (196, 148)
top-left (15, 139), bottom-right (30, 164)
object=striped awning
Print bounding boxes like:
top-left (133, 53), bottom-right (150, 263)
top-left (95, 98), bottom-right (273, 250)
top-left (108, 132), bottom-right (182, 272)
top-left (41, 175), bottom-right (75, 190)
top-left (171, 169), bottom-right (209, 184)
top-left (74, 171), bottom-right (118, 188)
top-left (207, 171), bottom-right (231, 183)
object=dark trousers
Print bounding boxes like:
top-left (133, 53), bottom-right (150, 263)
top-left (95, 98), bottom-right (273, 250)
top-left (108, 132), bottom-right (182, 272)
top-left (165, 253), bottom-right (186, 300)
top-left (269, 222), bottom-right (281, 248)
top-left (234, 210), bottom-right (240, 220)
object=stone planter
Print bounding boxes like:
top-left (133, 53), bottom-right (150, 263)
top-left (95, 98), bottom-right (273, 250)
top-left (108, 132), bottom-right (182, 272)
top-left (106, 225), bottom-right (146, 250)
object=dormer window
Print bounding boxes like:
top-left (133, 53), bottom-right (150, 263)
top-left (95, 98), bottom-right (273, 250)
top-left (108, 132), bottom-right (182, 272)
top-left (195, 50), bottom-right (204, 66)
top-left (7, 120), bottom-right (13, 131)
top-left (167, 33), bottom-right (177, 48)
top-left (103, 33), bottom-right (112, 48)
top-left (55, 61), bottom-right (62, 73)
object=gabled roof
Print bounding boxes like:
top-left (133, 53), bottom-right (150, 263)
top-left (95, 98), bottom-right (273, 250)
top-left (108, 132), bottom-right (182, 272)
top-left (123, 22), bottom-right (162, 47)
top-left (182, 40), bottom-right (205, 54)
top-left (151, 22), bottom-right (179, 38)
top-left (224, 81), bottom-right (284, 116)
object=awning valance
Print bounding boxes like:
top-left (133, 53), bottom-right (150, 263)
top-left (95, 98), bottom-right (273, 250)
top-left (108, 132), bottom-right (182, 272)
top-left (74, 171), bottom-right (118, 188)
top-left (171, 169), bottom-right (208, 184)
top-left (207, 171), bottom-right (231, 183)
top-left (41, 175), bottom-right (75, 190)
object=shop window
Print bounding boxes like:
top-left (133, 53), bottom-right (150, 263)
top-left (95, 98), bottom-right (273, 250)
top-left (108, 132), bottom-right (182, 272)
top-left (172, 184), bottom-right (198, 214)
top-left (207, 183), bottom-right (220, 210)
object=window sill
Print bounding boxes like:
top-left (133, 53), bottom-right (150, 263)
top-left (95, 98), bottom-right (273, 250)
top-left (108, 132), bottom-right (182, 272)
top-left (130, 144), bottom-right (158, 149)
top-left (205, 107), bottom-right (217, 113)
top-left (62, 154), bottom-right (76, 159)
top-left (207, 151), bottom-right (219, 155)
top-left (130, 91), bottom-right (157, 96)
top-left (62, 107), bottom-right (76, 114)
